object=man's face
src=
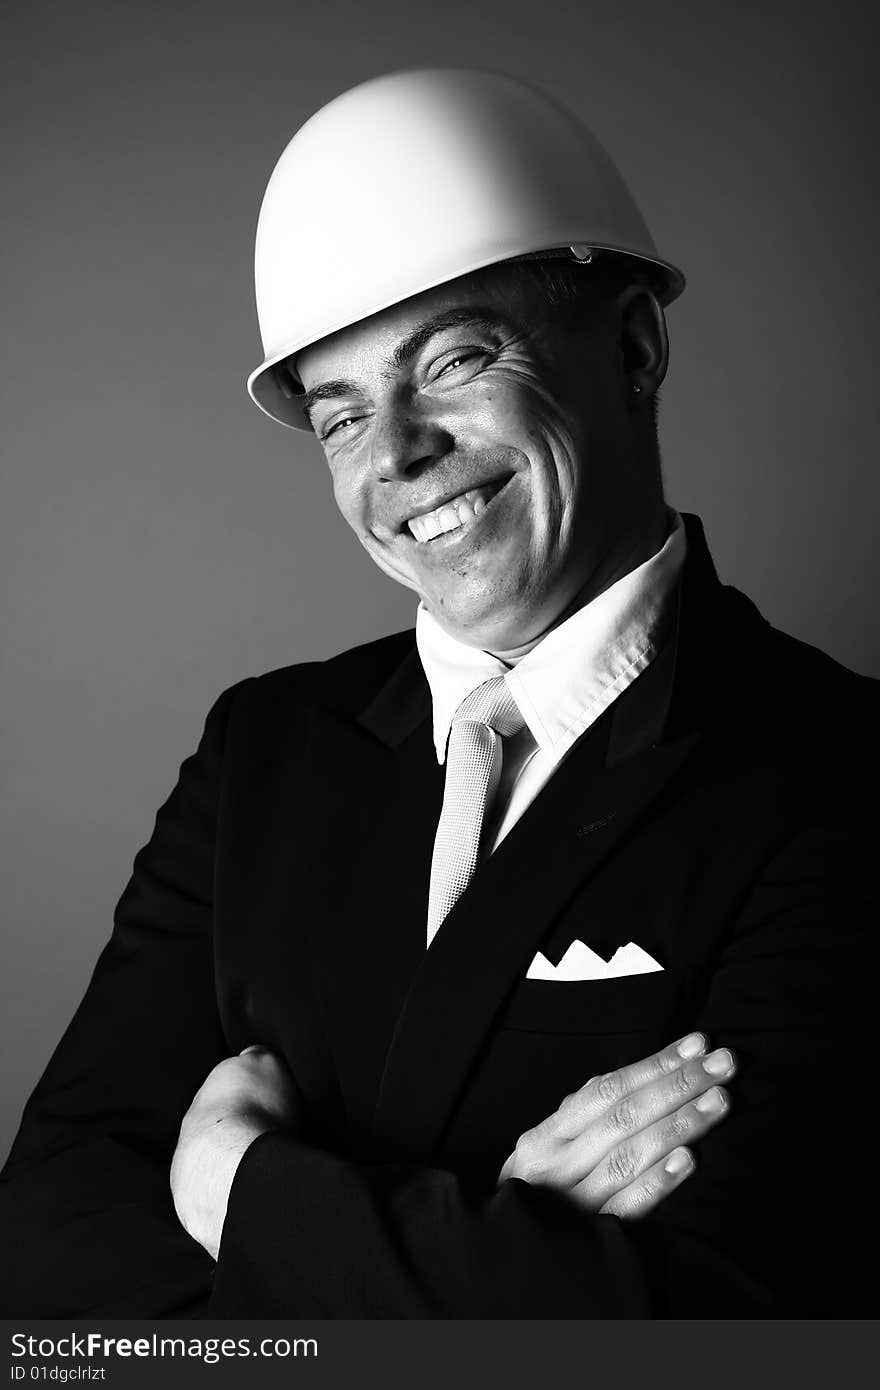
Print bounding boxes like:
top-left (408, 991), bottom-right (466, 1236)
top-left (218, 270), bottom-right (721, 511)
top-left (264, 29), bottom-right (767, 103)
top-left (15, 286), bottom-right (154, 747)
top-left (296, 269), bottom-right (641, 656)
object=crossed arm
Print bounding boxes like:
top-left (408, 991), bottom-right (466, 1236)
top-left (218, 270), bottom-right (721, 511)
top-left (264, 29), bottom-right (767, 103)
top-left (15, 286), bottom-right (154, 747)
top-left (170, 1033), bottom-right (737, 1262)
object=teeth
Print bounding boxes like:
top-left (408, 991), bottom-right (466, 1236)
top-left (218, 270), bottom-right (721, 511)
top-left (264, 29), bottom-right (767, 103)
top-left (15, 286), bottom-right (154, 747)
top-left (407, 480), bottom-right (505, 542)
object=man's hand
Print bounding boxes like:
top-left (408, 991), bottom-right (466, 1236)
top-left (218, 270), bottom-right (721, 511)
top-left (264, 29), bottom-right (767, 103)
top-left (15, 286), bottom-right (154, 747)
top-left (498, 1033), bottom-right (735, 1219)
top-left (170, 1045), bottom-right (301, 1260)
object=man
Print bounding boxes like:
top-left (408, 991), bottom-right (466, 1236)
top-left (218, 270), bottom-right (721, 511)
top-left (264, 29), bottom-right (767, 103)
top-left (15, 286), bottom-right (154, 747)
top-left (1, 68), bottom-right (877, 1318)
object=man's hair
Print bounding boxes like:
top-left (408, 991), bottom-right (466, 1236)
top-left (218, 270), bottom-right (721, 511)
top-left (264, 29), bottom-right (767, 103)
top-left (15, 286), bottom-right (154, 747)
top-left (471, 252), bottom-right (663, 432)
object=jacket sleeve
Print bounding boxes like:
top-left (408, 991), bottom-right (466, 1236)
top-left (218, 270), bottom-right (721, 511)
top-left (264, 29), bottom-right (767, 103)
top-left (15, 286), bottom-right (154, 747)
top-left (0, 684), bottom-right (246, 1318)
top-left (209, 752), bottom-right (879, 1318)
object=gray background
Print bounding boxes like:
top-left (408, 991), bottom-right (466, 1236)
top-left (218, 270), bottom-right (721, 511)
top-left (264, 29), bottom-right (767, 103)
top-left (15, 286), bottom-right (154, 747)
top-left (2, 0), bottom-right (877, 1160)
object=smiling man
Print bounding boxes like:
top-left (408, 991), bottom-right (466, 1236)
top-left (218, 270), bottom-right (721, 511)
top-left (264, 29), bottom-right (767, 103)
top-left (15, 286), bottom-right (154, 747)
top-left (1, 68), bottom-right (877, 1320)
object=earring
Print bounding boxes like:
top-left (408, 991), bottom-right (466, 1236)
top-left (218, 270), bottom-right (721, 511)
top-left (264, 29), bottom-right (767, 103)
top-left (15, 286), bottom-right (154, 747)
top-left (632, 384), bottom-right (642, 394)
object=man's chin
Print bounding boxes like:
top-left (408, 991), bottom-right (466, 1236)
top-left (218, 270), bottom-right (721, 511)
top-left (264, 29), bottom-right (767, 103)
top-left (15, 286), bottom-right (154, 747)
top-left (420, 594), bottom-right (551, 658)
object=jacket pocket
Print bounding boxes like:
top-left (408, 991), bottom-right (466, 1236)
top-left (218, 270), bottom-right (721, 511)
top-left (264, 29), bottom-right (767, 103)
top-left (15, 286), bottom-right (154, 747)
top-left (498, 970), bottom-right (680, 1036)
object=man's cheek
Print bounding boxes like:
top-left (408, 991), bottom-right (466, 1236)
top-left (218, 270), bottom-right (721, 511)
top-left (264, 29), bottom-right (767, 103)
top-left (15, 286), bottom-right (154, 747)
top-left (331, 475), bottom-right (356, 522)
top-left (332, 488), bottom-right (375, 548)
top-left (359, 533), bottom-right (423, 594)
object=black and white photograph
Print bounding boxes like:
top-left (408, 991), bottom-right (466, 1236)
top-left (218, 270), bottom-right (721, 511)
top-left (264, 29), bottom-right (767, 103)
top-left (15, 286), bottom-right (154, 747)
top-left (2, 0), bottom-right (878, 1352)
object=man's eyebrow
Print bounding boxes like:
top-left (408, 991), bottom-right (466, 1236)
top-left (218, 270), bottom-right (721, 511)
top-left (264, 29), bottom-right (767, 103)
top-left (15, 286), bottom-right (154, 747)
top-left (299, 306), bottom-right (509, 423)
top-left (300, 379), bottom-right (362, 422)
top-left (387, 307), bottom-right (507, 371)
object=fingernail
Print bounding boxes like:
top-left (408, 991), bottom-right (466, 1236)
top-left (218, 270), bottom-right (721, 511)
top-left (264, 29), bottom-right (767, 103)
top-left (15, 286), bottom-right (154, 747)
top-left (695, 1086), bottom-right (727, 1114)
top-left (665, 1148), bottom-right (693, 1176)
top-left (677, 1033), bottom-right (705, 1060)
top-left (703, 1048), bottom-right (733, 1077)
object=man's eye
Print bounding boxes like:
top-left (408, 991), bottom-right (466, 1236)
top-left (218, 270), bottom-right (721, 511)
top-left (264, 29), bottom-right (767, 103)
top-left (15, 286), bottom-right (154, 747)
top-left (436, 350), bottom-right (488, 378)
top-left (323, 415), bottom-right (361, 441)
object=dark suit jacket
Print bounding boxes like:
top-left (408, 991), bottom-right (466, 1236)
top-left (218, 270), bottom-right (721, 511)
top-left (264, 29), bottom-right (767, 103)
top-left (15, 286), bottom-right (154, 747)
top-left (1, 514), bottom-right (878, 1318)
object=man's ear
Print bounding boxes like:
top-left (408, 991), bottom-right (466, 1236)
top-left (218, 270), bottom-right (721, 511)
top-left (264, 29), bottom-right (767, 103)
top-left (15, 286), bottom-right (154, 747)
top-left (615, 284), bottom-right (669, 399)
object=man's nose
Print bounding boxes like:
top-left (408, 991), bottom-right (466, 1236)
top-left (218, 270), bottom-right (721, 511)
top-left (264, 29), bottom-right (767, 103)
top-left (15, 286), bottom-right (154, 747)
top-left (369, 403), bottom-right (452, 480)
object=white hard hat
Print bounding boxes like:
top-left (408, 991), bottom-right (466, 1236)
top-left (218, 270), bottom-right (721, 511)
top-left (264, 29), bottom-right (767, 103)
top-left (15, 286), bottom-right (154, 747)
top-left (248, 67), bottom-right (685, 429)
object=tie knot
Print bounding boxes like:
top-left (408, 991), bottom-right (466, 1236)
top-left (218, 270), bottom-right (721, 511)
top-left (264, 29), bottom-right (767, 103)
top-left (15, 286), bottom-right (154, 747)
top-left (453, 676), bottom-right (524, 738)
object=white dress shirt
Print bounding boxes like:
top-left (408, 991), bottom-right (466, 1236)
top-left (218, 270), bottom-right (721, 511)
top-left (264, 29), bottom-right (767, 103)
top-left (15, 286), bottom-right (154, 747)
top-left (415, 509), bottom-right (687, 852)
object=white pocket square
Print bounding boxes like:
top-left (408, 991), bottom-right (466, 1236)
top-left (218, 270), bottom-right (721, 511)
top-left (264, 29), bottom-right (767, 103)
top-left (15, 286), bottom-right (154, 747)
top-left (526, 939), bottom-right (664, 982)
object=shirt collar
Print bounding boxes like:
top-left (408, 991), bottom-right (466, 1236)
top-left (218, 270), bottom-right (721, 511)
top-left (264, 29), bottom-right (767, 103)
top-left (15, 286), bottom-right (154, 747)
top-left (415, 508), bottom-right (687, 765)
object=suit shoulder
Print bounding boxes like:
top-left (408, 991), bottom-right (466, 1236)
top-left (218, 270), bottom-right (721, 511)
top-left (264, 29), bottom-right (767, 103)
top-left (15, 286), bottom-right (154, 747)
top-left (761, 616), bottom-right (879, 724)
top-left (214, 628), bottom-right (417, 723)
top-left (722, 599), bottom-right (880, 791)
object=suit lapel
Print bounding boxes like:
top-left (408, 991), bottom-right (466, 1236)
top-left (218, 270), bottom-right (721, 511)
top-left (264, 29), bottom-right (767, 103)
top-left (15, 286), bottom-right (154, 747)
top-left (303, 658), bottom-right (443, 1150)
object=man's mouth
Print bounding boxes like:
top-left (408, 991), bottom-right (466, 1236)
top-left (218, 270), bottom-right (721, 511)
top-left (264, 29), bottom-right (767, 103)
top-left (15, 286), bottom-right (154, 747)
top-left (405, 476), bottom-right (511, 543)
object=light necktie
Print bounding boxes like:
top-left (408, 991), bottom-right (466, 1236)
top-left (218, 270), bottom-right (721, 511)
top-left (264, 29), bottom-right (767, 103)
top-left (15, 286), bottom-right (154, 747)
top-left (426, 676), bottom-right (525, 946)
